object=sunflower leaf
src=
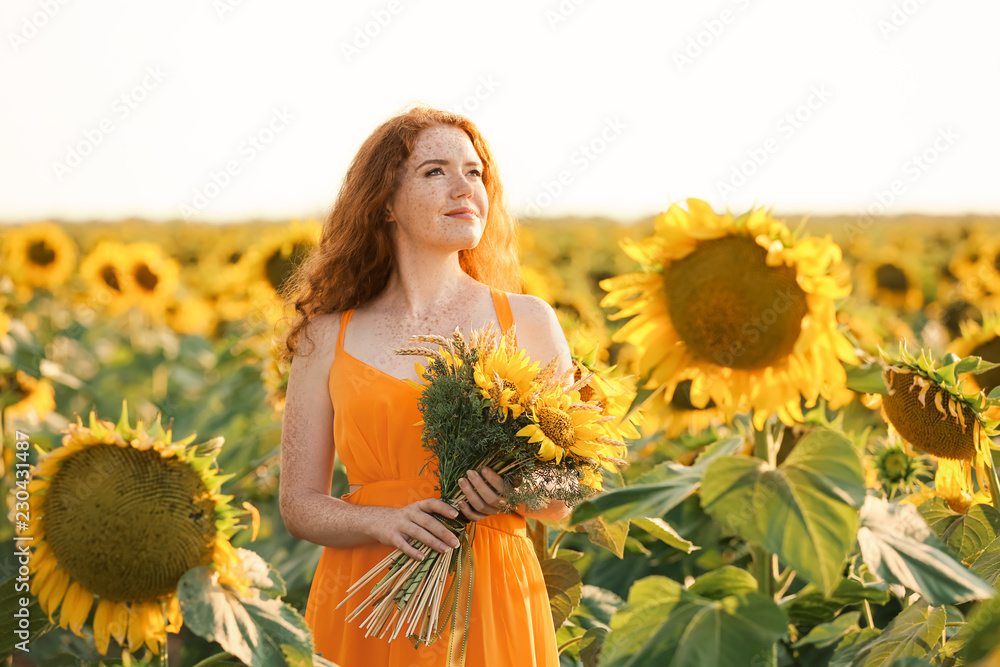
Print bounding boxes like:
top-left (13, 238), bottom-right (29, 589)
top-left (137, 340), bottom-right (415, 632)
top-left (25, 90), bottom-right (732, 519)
top-left (918, 500), bottom-right (1000, 563)
top-left (849, 602), bottom-right (947, 667)
top-left (845, 363), bottom-right (889, 395)
top-left (599, 575), bottom-right (788, 667)
top-left (966, 535), bottom-right (1000, 585)
top-left (569, 436), bottom-right (743, 525)
top-left (630, 517), bottom-right (698, 554)
top-left (177, 566), bottom-right (315, 667)
top-left (856, 497), bottom-right (995, 605)
top-left (701, 429), bottom-right (866, 596)
top-left (542, 558), bottom-right (583, 629)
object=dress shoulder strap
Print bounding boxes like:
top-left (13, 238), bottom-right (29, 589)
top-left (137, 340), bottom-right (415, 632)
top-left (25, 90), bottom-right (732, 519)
top-left (337, 309), bottom-right (353, 353)
top-left (489, 286), bottom-right (514, 334)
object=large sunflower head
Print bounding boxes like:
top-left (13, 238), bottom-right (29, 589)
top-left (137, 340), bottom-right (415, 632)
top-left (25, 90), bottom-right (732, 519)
top-left (867, 344), bottom-right (999, 512)
top-left (1, 222), bottom-right (77, 299)
top-left (20, 402), bottom-right (256, 656)
top-left (1, 369), bottom-right (56, 424)
top-left (599, 199), bottom-right (858, 431)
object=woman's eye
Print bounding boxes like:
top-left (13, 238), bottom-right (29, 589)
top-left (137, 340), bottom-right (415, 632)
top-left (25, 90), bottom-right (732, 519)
top-left (425, 167), bottom-right (443, 176)
top-left (468, 169), bottom-right (482, 177)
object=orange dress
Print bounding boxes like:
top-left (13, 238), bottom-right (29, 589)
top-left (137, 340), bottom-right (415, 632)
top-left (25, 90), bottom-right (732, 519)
top-left (304, 287), bottom-right (559, 666)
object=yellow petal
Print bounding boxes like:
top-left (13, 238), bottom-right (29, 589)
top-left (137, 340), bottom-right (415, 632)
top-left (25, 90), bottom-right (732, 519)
top-left (94, 598), bottom-right (115, 655)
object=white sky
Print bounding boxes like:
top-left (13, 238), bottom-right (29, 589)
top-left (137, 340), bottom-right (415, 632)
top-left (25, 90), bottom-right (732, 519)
top-left (1, 0), bottom-right (998, 224)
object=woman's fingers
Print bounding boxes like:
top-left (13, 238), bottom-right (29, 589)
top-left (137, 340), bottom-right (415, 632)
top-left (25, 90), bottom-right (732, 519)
top-left (457, 499), bottom-right (489, 521)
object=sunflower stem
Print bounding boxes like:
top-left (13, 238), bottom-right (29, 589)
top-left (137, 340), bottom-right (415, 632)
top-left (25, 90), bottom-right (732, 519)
top-left (988, 453), bottom-right (1000, 514)
top-left (750, 424), bottom-right (778, 667)
top-left (190, 651), bottom-right (233, 667)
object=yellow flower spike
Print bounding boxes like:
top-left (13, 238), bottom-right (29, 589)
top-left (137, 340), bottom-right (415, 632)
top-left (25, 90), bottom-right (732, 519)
top-left (93, 598), bottom-right (115, 655)
top-left (165, 595), bottom-right (182, 632)
top-left (242, 501), bottom-right (261, 542)
top-left (40, 569), bottom-right (70, 621)
top-left (127, 602), bottom-right (145, 652)
top-left (142, 601), bottom-right (167, 654)
top-left (108, 601), bottom-right (130, 647)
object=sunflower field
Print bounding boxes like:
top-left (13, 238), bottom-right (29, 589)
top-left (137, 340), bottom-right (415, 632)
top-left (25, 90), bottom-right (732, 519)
top-left (3, 202), bottom-right (1000, 666)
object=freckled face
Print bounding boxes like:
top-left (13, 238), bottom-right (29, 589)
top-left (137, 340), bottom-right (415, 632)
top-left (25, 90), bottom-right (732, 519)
top-left (386, 125), bottom-right (489, 251)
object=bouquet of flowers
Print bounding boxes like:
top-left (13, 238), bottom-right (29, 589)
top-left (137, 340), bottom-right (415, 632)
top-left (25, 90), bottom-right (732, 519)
top-left (336, 321), bottom-right (629, 649)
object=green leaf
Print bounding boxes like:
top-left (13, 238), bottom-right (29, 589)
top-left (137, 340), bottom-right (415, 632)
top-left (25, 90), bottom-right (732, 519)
top-left (919, 500), bottom-right (1000, 562)
top-left (631, 517), bottom-right (698, 554)
top-left (542, 558), bottom-right (583, 630)
top-left (989, 385), bottom-right (1000, 401)
top-left (578, 515), bottom-right (630, 558)
top-left (845, 363), bottom-right (888, 394)
top-left (0, 574), bottom-right (55, 661)
top-left (579, 627), bottom-right (608, 667)
top-left (574, 585), bottom-right (625, 628)
top-left (701, 429), bottom-right (866, 595)
top-left (569, 437), bottom-right (743, 525)
top-left (784, 578), bottom-right (890, 626)
top-left (967, 535), bottom-right (1000, 584)
top-left (829, 627), bottom-right (881, 667)
top-left (852, 603), bottom-right (947, 666)
top-left (686, 566), bottom-right (758, 601)
top-left (600, 576), bottom-right (788, 667)
top-left (792, 611), bottom-right (861, 649)
top-left (177, 566), bottom-right (315, 667)
top-left (857, 497), bottom-right (995, 605)
top-left (959, 595), bottom-right (1000, 662)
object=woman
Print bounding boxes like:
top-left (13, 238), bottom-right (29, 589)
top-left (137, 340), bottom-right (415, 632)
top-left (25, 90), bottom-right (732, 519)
top-left (278, 106), bottom-right (570, 666)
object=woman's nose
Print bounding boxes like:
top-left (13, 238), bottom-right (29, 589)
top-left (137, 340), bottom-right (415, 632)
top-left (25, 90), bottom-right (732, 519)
top-left (451, 173), bottom-right (474, 198)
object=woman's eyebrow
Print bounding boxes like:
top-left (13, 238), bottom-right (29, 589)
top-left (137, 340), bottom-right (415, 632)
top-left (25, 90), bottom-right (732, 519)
top-left (415, 158), bottom-right (483, 170)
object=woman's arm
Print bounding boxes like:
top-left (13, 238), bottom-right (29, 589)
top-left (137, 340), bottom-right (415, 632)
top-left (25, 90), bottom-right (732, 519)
top-left (278, 315), bottom-right (461, 560)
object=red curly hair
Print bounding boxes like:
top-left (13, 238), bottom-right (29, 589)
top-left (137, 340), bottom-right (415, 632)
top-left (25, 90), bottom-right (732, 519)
top-left (279, 105), bottom-right (522, 362)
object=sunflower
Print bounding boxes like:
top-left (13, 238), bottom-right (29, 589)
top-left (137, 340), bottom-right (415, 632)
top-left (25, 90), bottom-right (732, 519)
top-left (569, 337), bottom-right (646, 440)
top-left (865, 344), bottom-right (1000, 512)
top-left (472, 323), bottom-right (541, 422)
top-left (121, 242), bottom-right (181, 320)
top-left (859, 252), bottom-right (925, 312)
top-left (79, 241), bottom-right (132, 315)
top-left (1, 222), bottom-right (77, 299)
top-left (515, 357), bottom-right (628, 490)
top-left (166, 294), bottom-right (219, 337)
top-left (19, 402), bottom-right (256, 656)
top-left (599, 199), bottom-right (858, 431)
top-left (871, 442), bottom-right (931, 497)
top-left (1, 369), bottom-right (56, 424)
top-left (237, 218), bottom-right (321, 297)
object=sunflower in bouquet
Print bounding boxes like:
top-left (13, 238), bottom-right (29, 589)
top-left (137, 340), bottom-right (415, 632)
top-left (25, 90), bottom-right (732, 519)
top-left (337, 320), bottom-right (628, 648)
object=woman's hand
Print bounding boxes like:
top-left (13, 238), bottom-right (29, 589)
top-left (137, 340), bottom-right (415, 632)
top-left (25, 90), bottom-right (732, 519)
top-left (369, 499), bottom-right (462, 561)
top-left (457, 467), bottom-right (508, 521)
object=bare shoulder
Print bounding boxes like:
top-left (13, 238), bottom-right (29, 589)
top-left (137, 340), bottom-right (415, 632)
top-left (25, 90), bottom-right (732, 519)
top-left (292, 311), bottom-right (341, 362)
top-left (507, 293), bottom-right (570, 372)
